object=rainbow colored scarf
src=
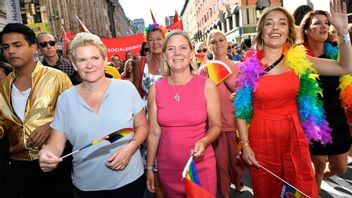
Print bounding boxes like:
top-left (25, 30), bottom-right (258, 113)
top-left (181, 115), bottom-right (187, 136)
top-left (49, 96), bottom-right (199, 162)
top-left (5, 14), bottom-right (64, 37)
top-left (322, 42), bottom-right (352, 114)
top-left (233, 45), bottom-right (332, 144)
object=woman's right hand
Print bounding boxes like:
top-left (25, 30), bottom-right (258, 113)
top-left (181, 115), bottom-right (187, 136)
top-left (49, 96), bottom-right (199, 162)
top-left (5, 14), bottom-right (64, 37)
top-left (38, 149), bottom-right (62, 172)
top-left (146, 170), bottom-right (156, 193)
top-left (242, 145), bottom-right (260, 167)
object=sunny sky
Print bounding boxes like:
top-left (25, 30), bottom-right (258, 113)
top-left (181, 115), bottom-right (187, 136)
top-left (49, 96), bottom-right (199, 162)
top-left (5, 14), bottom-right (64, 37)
top-left (119, 0), bottom-right (185, 26)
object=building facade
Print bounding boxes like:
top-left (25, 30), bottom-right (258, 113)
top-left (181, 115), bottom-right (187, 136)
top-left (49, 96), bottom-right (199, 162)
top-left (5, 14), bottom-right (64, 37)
top-left (181, 0), bottom-right (198, 43)
top-left (132, 18), bottom-right (145, 34)
top-left (182, 0), bottom-right (281, 44)
top-left (15, 0), bottom-right (135, 38)
top-left (0, 1), bottom-right (7, 30)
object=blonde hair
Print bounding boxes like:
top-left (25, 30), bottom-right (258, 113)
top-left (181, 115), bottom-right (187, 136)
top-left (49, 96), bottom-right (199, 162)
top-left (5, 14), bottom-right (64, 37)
top-left (195, 41), bottom-right (207, 52)
top-left (254, 6), bottom-right (296, 49)
top-left (161, 30), bottom-right (197, 76)
top-left (69, 32), bottom-right (107, 61)
top-left (207, 29), bottom-right (227, 46)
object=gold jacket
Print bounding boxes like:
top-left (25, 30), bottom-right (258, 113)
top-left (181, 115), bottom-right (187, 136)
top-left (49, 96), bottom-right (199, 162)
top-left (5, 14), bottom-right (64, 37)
top-left (0, 62), bottom-right (72, 161)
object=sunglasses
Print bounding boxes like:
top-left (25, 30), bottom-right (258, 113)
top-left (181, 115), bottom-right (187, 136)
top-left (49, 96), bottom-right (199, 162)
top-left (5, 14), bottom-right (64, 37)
top-left (196, 49), bottom-right (207, 53)
top-left (228, 46), bottom-right (235, 50)
top-left (144, 48), bottom-right (149, 53)
top-left (38, 41), bottom-right (56, 48)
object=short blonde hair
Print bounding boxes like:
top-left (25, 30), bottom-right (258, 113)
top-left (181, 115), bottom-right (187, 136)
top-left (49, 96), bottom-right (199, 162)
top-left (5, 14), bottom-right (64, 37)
top-left (69, 32), bottom-right (107, 61)
top-left (254, 6), bottom-right (296, 49)
top-left (195, 41), bottom-right (207, 51)
top-left (207, 29), bottom-right (227, 46)
top-left (161, 30), bottom-right (197, 76)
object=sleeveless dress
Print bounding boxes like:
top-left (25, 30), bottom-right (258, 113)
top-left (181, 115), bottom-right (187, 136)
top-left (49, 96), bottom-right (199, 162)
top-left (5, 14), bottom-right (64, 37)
top-left (309, 54), bottom-right (352, 155)
top-left (249, 70), bottom-right (318, 198)
top-left (155, 75), bottom-right (217, 197)
top-left (142, 63), bottom-right (163, 103)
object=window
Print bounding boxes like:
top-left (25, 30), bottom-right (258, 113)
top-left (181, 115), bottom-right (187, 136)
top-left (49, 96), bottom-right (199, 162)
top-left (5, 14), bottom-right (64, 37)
top-left (34, 12), bottom-right (42, 23)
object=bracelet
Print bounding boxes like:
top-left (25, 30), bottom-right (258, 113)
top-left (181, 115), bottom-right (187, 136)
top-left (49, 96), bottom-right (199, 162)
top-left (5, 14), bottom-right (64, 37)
top-left (146, 165), bottom-right (153, 171)
top-left (239, 139), bottom-right (250, 148)
top-left (340, 33), bottom-right (350, 44)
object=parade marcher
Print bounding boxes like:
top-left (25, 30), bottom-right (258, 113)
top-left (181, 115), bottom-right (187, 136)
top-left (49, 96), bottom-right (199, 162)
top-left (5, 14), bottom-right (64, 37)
top-left (146, 30), bottom-right (221, 197)
top-left (38, 32), bottom-right (148, 198)
top-left (37, 32), bottom-right (74, 76)
top-left (299, 9), bottom-right (352, 192)
top-left (111, 54), bottom-right (124, 74)
top-left (133, 23), bottom-right (167, 99)
top-left (125, 50), bottom-right (134, 61)
top-left (121, 58), bottom-right (136, 82)
top-left (0, 60), bottom-right (16, 198)
top-left (140, 41), bottom-right (149, 57)
top-left (0, 23), bottom-right (73, 198)
top-left (199, 30), bottom-right (246, 198)
top-left (234, 1), bottom-right (352, 197)
top-left (194, 41), bottom-right (208, 67)
top-left (0, 60), bottom-right (13, 80)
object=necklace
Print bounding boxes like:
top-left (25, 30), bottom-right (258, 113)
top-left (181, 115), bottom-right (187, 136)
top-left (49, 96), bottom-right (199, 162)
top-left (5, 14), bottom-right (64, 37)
top-left (170, 77), bottom-right (188, 102)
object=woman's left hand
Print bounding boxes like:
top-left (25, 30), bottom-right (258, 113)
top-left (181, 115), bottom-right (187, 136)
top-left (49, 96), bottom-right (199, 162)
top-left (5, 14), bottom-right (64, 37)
top-left (192, 140), bottom-right (206, 159)
top-left (106, 145), bottom-right (134, 170)
top-left (329, 0), bottom-right (349, 35)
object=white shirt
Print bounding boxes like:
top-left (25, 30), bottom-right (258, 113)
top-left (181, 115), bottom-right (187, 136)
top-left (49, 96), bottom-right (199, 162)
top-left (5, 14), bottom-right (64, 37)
top-left (11, 84), bottom-right (31, 122)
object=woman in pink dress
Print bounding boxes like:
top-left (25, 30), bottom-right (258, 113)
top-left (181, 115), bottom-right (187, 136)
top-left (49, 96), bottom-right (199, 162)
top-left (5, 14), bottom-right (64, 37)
top-left (146, 30), bottom-right (221, 197)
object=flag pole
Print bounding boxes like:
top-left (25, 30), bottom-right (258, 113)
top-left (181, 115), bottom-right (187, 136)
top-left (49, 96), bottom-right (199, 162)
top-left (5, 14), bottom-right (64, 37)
top-left (182, 155), bottom-right (193, 178)
top-left (258, 163), bottom-right (310, 198)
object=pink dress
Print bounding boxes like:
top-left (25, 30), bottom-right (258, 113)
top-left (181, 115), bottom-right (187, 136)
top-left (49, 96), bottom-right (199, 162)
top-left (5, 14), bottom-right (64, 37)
top-left (155, 74), bottom-right (217, 197)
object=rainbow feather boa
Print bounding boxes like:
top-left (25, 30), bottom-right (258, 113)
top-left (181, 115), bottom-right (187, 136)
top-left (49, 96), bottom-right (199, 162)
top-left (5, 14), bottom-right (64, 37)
top-left (233, 45), bottom-right (332, 144)
top-left (323, 42), bottom-right (352, 122)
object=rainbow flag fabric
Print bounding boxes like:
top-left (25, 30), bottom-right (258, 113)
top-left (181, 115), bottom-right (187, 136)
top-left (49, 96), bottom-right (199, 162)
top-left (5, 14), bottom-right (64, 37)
top-left (280, 183), bottom-right (309, 198)
top-left (182, 156), bottom-right (215, 198)
top-left (205, 60), bottom-right (232, 85)
top-left (195, 53), bottom-right (205, 64)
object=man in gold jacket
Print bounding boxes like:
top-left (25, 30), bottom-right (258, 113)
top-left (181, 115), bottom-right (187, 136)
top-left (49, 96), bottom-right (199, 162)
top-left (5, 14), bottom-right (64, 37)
top-left (0, 23), bottom-right (73, 198)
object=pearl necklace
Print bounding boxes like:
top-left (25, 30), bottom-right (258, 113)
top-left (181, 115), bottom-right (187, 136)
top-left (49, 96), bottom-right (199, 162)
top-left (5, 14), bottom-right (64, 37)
top-left (170, 77), bottom-right (188, 102)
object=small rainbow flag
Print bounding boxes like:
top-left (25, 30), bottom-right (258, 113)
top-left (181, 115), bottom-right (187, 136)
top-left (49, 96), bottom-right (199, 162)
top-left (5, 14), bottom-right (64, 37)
top-left (205, 60), bottom-right (232, 85)
top-left (182, 156), bottom-right (215, 198)
top-left (61, 128), bottom-right (134, 159)
top-left (195, 53), bottom-right (205, 64)
top-left (280, 183), bottom-right (309, 198)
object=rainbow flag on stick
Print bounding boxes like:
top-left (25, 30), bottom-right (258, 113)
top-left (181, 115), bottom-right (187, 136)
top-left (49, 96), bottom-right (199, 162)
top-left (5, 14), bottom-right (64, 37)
top-left (258, 164), bottom-right (310, 198)
top-left (182, 156), bottom-right (215, 198)
top-left (61, 128), bottom-right (134, 159)
top-left (280, 183), bottom-right (308, 198)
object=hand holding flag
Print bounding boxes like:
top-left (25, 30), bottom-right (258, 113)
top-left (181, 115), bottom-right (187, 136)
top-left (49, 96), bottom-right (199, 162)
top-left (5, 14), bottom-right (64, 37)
top-left (61, 128), bottom-right (134, 159)
top-left (182, 156), bottom-right (215, 198)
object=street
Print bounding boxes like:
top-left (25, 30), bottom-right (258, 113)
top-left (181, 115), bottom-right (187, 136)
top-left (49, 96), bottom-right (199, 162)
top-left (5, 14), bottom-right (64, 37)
top-left (230, 156), bottom-right (352, 198)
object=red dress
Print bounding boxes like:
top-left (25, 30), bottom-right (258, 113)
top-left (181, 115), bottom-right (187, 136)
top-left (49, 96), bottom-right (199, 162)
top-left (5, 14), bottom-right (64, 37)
top-left (249, 70), bottom-right (318, 198)
top-left (155, 75), bottom-right (217, 197)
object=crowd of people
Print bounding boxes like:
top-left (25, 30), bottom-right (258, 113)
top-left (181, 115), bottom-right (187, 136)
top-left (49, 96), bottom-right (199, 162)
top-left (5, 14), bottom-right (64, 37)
top-left (0, 0), bottom-right (351, 197)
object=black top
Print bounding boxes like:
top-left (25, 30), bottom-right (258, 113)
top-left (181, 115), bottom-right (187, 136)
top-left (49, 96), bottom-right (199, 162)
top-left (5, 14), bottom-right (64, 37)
top-left (309, 54), bottom-right (352, 155)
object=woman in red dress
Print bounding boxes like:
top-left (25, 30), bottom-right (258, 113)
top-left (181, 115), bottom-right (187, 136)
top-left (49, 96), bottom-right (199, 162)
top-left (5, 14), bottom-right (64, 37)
top-left (235, 1), bottom-right (352, 197)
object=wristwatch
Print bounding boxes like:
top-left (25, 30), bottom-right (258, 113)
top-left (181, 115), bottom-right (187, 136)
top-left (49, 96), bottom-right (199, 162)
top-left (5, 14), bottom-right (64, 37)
top-left (340, 33), bottom-right (351, 44)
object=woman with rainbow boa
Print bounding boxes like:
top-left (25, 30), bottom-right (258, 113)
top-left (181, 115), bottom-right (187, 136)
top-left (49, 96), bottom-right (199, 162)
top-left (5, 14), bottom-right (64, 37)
top-left (233, 1), bottom-right (352, 197)
top-left (299, 10), bottom-right (352, 193)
